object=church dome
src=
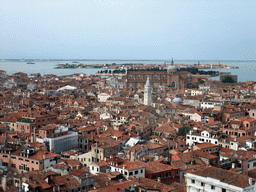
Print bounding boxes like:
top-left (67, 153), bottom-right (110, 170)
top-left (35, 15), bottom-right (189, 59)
top-left (172, 97), bottom-right (183, 105)
top-left (167, 65), bottom-right (177, 72)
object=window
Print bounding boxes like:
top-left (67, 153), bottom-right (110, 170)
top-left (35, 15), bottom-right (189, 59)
top-left (253, 162), bottom-right (256, 167)
top-left (125, 172), bottom-right (127, 175)
top-left (211, 185), bottom-right (215, 190)
top-left (92, 166), bottom-right (94, 170)
top-left (222, 189), bottom-right (226, 192)
top-left (201, 182), bottom-right (205, 186)
top-left (191, 179), bottom-right (195, 184)
top-left (135, 170), bottom-right (138, 175)
top-left (129, 172), bottom-right (133, 176)
top-left (141, 169), bottom-right (143, 173)
top-left (215, 141), bottom-right (218, 144)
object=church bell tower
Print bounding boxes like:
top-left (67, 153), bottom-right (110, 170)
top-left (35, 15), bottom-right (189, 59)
top-left (144, 76), bottom-right (152, 106)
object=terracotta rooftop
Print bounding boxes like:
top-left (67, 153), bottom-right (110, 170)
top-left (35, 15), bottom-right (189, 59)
top-left (188, 166), bottom-right (255, 188)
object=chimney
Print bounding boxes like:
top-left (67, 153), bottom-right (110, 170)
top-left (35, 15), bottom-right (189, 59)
top-left (249, 178), bottom-right (253, 186)
top-left (31, 133), bottom-right (35, 143)
top-left (232, 163), bottom-right (235, 169)
top-left (157, 176), bottom-right (161, 182)
top-left (242, 158), bottom-right (248, 176)
top-left (2, 175), bottom-right (7, 192)
top-left (104, 157), bottom-right (107, 161)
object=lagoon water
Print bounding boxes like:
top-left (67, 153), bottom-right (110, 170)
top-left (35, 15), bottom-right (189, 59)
top-left (0, 60), bottom-right (255, 82)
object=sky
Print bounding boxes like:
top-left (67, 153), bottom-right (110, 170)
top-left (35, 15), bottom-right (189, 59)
top-left (0, 0), bottom-right (255, 60)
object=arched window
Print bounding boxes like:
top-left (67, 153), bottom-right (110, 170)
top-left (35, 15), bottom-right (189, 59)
top-left (172, 81), bottom-right (175, 87)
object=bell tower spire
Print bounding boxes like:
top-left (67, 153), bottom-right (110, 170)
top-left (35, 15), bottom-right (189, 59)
top-left (144, 76), bottom-right (152, 106)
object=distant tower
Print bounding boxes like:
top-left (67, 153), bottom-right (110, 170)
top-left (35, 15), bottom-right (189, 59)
top-left (144, 76), bottom-right (152, 106)
top-left (171, 58), bottom-right (174, 65)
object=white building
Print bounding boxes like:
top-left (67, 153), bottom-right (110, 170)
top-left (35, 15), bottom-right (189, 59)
top-left (182, 110), bottom-right (203, 122)
top-left (27, 83), bottom-right (36, 91)
top-left (144, 77), bottom-right (152, 106)
top-left (199, 85), bottom-right (210, 91)
top-left (185, 166), bottom-right (256, 192)
top-left (98, 91), bottom-right (120, 103)
top-left (186, 130), bottom-right (239, 150)
top-left (201, 100), bottom-right (224, 110)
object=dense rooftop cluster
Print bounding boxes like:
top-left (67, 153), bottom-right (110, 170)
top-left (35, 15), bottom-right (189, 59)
top-left (0, 69), bottom-right (256, 192)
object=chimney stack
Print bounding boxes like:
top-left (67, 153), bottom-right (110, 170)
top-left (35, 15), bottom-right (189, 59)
top-left (2, 175), bottom-right (7, 192)
top-left (249, 178), bottom-right (253, 186)
top-left (242, 158), bottom-right (249, 176)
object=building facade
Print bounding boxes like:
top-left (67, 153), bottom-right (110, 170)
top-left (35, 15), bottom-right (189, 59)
top-left (126, 66), bottom-right (192, 90)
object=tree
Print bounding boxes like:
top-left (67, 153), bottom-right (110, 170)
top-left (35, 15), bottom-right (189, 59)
top-left (222, 76), bottom-right (234, 83)
top-left (178, 126), bottom-right (191, 136)
top-left (198, 78), bottom-right (205, 84)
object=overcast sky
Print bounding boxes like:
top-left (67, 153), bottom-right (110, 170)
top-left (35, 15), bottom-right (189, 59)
top-left (0, 0), bottom-right (255, 60)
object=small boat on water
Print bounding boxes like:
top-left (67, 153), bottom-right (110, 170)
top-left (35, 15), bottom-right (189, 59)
top-left (26, 62), bottom-right (35, 64)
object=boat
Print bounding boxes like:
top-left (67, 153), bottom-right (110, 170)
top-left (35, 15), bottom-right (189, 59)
top-left (26, 62), bottom-right (35, 64)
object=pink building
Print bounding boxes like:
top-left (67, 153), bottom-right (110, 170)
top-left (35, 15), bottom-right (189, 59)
top-left (0, 147), bottom-right (60, 174)
top-left (223, 117), bottom-right (256, 138)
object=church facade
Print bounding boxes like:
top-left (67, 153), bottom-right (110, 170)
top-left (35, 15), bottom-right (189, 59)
top-left (126, 66), bottom-right (192, 90)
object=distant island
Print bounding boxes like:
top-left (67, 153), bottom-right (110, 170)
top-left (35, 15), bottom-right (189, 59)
top-left (54, 63), bottom-right (103, 69)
